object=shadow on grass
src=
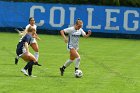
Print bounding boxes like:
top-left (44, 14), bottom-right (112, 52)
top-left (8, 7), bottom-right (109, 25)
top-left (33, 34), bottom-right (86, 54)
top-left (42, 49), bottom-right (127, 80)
top-left (0, 74), bottom-right (25, 77)
top-left (0, 63), bottom-right (15, 65)
top-left (40, 74), bottom-right (75, 79)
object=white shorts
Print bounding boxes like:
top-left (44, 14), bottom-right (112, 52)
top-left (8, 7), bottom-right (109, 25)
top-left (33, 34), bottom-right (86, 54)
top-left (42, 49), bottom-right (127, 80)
top-left (67, 44), bottom-right (79, 51)
top-left (31, 38), bottom-right (37, 44)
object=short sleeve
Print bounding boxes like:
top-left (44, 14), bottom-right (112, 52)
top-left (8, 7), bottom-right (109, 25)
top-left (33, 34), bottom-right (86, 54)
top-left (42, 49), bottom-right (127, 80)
top-left (81, 29), bottom-right (86, 36)
top-left (23, 35), bottom-right (31, 44)
top-left (25, 25), bottom-right (30, 32)
top-left (63, 27), bottom-right (74, 34)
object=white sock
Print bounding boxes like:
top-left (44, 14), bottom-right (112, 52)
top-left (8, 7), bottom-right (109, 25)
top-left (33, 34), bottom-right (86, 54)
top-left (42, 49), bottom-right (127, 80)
top-left (64, 59), bottom-right (73, 67)
top-left (75, 57), bottom-right (80, 68)
top-left (16, 56), bottom-right (19, 59)
top-left (34, 52), bottom-right (39, 61)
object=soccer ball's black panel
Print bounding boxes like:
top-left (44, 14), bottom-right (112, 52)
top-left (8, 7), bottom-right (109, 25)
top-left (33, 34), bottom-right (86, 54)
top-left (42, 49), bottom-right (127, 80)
top-left (75, 70), bottom-right (83, 78)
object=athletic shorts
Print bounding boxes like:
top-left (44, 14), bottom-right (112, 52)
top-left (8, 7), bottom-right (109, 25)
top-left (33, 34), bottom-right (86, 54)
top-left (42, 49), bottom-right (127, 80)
top-left (67, 44), bottom-right (79, 51)
top-left (16, 47), bottom-right (26, 57)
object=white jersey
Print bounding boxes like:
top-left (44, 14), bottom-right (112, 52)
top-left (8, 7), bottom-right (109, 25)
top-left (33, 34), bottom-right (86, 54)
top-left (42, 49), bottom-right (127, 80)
top-left (64, 26), bottom-right (86, 50)
top-left (25, 24), bottom-right (37, 43)
top-left (25, 24), bottom-right (37, 31)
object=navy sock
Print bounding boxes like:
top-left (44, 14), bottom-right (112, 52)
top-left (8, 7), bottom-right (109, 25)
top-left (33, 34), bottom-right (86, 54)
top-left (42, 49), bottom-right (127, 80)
top-left (28, 66), bottom-right (33, 76)
top-left (24, 62), bottom-right (34, 70)
top-left (28, 62), bottom-right (34, 76)
top-left (24, 62), bottom-right (30, 70)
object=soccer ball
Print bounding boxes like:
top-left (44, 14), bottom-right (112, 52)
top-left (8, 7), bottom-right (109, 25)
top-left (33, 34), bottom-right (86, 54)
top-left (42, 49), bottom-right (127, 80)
top-left (74, 70), bottom-right (83, 78)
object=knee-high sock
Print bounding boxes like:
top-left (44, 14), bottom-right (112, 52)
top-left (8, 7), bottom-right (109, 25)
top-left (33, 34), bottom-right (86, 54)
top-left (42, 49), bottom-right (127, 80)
top-left (34, 52), bottom-right (39, 61)
top-left (24, 62), bottom-right (34, 70)
top-left (63, 59), bottom-right (73, 68)
top-left (75, 57), bottom-right (80, 69)
top-left (16, 56), bottom-right (19, 59)
top-left (28, 65), bottom-right (33, 76)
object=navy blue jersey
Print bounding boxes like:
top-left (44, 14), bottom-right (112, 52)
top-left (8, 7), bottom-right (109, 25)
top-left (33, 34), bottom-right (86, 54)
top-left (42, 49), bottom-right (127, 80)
top-left (16, 34), bottom-right (32, 56)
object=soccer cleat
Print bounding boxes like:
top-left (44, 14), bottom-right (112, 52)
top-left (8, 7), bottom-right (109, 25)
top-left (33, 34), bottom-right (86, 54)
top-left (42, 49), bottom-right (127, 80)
top-left (34, 62), bottom-right (42, 66)
top-left (60, 68), bottom-right (64, 76)
top-left (21, 69), bottom-right (28, 76)
top-left (15, 57), bottom-right (18, 65)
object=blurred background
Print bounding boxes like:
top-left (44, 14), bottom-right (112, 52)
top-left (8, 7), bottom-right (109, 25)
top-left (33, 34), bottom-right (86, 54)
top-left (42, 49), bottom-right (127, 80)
top-left (1, 0), bottom-right (140, 7)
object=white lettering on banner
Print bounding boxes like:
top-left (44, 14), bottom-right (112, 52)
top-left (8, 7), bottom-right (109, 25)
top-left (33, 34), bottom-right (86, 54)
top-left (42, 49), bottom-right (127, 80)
top-left (69, 7), bottom-right (76, 27)
top-left (30, 6), bottom-right (45, 26)
top-left (49, 7), bottom-right (65, 27)
top-left (30, 5), bottom-right (140, 32)
top-left (124, 10), bottom-right (139, 31)
top-left (105, 9), bottom-right (120, 31)
top-left (86, 8), bottom-right (101, 29)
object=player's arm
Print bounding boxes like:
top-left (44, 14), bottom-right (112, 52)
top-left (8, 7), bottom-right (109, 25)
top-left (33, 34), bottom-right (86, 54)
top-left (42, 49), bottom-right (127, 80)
top-left (60, 30), bottom-right (68, 43)
top-left (83, 30), bottom-right (92, 38)
top-left (24, 42), bottom-right (29, 53)
top-left (19, 31), bottom-right (27, 36)
top-left (15, 29), bottom-right (27, 36)
top-left (33, 33), bottom-right (41, 40)
top-left (24, 35), bottom-right (31, 54)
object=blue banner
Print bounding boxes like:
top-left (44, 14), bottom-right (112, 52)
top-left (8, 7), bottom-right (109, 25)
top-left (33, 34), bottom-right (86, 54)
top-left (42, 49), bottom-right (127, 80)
top-left (0, 1), bottom-right (140, 34)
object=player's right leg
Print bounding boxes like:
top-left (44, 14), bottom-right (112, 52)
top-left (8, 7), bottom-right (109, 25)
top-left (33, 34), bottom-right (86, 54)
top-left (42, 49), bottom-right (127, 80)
top-left (60, 48), bottom-right (79, 76)
top-left (60, 59), bottom-right (74, 76)
top-left (21, 52), bottom-right (40, 77)
top-left (15, 48), bottom-right (22, 65)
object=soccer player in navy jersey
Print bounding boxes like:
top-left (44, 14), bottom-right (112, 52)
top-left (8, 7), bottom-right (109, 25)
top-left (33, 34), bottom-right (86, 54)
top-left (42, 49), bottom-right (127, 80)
top-left (16, 26), bottom-right (41, 77)
top-left (15, 17), bottom-right (40, 64)
top-left (60, 19), bottom-right (92, 76)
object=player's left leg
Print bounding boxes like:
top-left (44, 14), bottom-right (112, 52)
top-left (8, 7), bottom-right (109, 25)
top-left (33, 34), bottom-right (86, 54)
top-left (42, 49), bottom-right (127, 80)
top-left (30, 42), bottom-right (39, 61)
top-left (69, 49), bottom-right (80, 71)
top-left (15, 56), bottom-right (19, 65)
top-left (74, 51), bottom-right (80, 71)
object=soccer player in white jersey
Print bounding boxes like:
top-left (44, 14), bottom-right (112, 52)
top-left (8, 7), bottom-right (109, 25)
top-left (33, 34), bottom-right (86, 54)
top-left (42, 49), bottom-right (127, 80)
top-left (60, 19), bottom-right (92, 76)
top-left (15, 17), bottom-right (40, 64)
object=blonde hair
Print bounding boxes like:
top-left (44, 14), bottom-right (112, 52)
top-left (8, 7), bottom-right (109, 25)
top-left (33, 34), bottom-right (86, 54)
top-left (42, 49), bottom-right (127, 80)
top-left (27, 26), bottom-right (35, 33)
top-left (75, 18), bottom-right (83, 25)
top-left (18, 26), bottom-right (35, 36)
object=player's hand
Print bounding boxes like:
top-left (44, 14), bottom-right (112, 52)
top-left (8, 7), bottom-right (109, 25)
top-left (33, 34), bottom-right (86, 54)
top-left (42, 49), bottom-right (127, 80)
top-left (64, 38), bottom-right (68, 43)
top-left (88, 30), bottom-right (92, 36)
top-left (36, 37), bottom-right (41, 41)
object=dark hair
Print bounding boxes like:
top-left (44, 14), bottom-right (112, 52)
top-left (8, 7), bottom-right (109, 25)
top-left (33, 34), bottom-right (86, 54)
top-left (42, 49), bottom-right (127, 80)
top-left (29, 17), bottom-right (34, 22)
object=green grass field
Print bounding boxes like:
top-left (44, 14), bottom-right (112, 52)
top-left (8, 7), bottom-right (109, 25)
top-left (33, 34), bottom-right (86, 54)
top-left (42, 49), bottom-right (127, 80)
top-left (0, 32), bottom-right (140, 93)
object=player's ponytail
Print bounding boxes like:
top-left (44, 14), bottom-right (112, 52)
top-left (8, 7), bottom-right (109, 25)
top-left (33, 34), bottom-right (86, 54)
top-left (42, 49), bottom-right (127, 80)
top-left (75, 18), bottom-right (82, 25)
top-left (75, 18), bottom-right (83, 25)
